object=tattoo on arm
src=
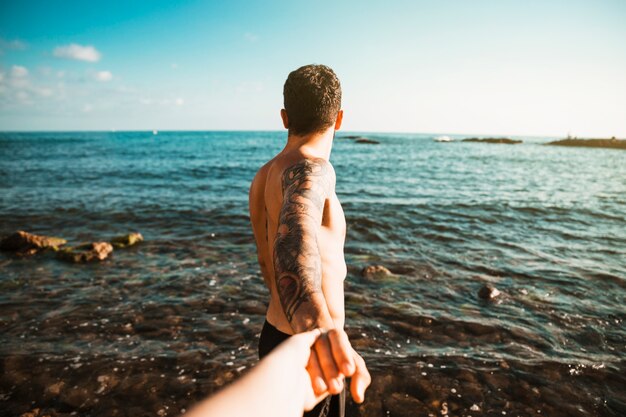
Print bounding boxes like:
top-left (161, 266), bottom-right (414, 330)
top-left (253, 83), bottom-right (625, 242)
top-left (273, 158), bottom-right (333, 323)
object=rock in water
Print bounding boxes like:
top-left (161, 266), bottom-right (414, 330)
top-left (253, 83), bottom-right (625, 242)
top-left (355, 138), bottom-right (380, 144)
top-left (19, 409), bottom-right (57, 417)
top-left (478, 284), bottom-right (501, 300)
top-left (19, 409), bottom-right (54, 417)
top-left (57, 242), bottom-right (113, 263)
top-left (110, 232), bottom-right (143, 249)
top-left (45, 381), bottom-right (65, 397)
top-left (362, 265), bottom-right (392, 278)
top-left (546, 137), bottom-right (626, 150)
top-left (385, 392), bottom-right (431, 416)
top-left (462, 138), bottom-right (522, 144)
top-left (0, 231), bottom-right (67, 255)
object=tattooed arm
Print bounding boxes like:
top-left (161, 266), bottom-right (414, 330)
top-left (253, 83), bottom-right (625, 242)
top-left (273, 157), bottom-right (371, 399)
top-left (273, 157), bottom-right (335, 333)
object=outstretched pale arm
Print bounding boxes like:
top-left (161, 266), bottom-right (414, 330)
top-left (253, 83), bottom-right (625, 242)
top-left (184, 329), bottom-right (324, 417)
top-left (183, 329), bottom-right (371, 417)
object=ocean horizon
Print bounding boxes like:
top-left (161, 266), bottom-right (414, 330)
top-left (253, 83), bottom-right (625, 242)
top-left (0, 129), bottom-right (573, 140)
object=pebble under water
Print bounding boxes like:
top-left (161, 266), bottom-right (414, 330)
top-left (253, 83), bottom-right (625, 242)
top-left (0, 131), bottom-right (624, 417)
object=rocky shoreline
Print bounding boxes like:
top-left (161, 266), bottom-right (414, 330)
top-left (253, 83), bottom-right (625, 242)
top-left (339, 135), bottom-right (380, 144)
top-left (341, 135), bottom-right (626, 149)
top-left (0, 231), bottom-right (143, 263)
top-left (461, 138), bottom-right (523, 144)
top-left (546, 137), bottom-right (626, 150)
top-left (4, 332), bottom-right (622, 417)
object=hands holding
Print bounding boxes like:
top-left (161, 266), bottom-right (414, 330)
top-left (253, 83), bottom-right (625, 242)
top-left (305, 328), bottom-right (371, 405)
top-left (183, 327), bottom-right (370, 417)
top-left (265, 327), bottom-right (370, 412)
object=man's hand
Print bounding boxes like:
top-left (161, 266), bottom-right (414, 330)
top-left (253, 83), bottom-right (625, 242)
top-left (306, 328), bottom-right (354, 395)
top-left (305, 329), bottom-right (371, 403)
top-left (348, 348), bottom-right (371, 403)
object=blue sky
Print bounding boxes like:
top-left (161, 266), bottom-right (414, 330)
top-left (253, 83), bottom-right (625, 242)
top-left (1, 0), bottom-right (625, 136)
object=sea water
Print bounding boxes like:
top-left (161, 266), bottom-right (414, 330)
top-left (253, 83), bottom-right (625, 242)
top-left (0, 131), bottom-right (624, 416)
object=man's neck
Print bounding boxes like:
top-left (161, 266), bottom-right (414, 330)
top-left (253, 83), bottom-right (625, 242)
top-left (284, 128), bottom-right (335, 160)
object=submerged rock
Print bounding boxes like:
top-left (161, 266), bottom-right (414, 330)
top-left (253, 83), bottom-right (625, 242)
top-left (96, 374), bottom-right (120, 395)
top-left (462, 138), bottom-right (522, 144)
top-left (19, 409), bottom-right (54, 417)
top-left (478, 284), bottom-right (501, 300)
top-left (0, 231), bottom-right (66, 255)
top-left (385, 392), bottom-right (431, 416)
top-left (59, 384), bottom-right (92, 409)
top-left (57, 242), bottom-right (113, 263)
top-left (45, 381), bottom-right (65, 397)
top-left (110, 232), bottom-right (143, 249)
top-left (362, 265), bottom-right (392, 278)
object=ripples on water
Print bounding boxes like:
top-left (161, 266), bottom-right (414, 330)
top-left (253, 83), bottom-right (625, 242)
top-left (0, 131), bottom-right (624, 416)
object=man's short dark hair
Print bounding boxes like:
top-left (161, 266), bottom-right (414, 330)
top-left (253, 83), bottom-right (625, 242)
top-left (283, 64), bottom-right (342, 136)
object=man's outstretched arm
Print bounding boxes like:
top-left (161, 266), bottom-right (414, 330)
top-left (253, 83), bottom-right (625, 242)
top-left (273, 157), bottom-right (371, 399)
top-left (273, 157), bottom-right (335, 332)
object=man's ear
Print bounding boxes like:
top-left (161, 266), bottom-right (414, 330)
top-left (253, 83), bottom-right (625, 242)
top-left (280, 109), bottom-right (289, 129)
top-left (334, 110), bottom-right (344, 130)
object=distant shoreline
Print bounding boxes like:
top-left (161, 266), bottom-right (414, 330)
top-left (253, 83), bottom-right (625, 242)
top-left (546, 137), bottom-right (626, 150)
top-left (461, 138), bottom-right (522, 144)
top-left (2, 131), bottom-right (624, 149)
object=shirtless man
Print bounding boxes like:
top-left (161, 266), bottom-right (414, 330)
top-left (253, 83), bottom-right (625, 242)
top-left (249, 64), bottom-right (370, 417)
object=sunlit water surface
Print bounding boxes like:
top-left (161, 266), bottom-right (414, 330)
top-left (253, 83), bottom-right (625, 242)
top-left (0, 131), bottom-right (624, 416)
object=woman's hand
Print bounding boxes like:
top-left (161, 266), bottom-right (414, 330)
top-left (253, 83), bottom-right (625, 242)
top-left (183, 328), bottom-right (370, 417)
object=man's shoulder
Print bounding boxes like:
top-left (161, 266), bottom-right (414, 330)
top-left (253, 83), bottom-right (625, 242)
top-left (283, 155), bottom-right (335, 179)
top-left (249, 161), bottom-right (272, 202)
top-left (253, 154), bottom-right (336, 195)
top-left (251, 159), bottom-right (274, 186)
top-left (280, 156), bottom-right (336, 194)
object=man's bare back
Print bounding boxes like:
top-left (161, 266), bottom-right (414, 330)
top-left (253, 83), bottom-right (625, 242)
top-left (249, 147), bottom-right (347, 335)
top-left (247, 65), bottom-right (370, 413)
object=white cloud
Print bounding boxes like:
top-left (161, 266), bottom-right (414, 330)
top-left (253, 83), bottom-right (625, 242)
top-left (95, 70), bottom-right (113, 82)
top-left (0, 38), bottom-right (27, 54)
top-left (175, 97), bottom-right (184, 106)
top-left (39, 66), bottom-right (52, 76)
top-left (0, 65), bottom-right (56, 101)
top-left (7, 66), bottom-right (30, 89)
top-left (83, 104), bottom-right (93, 113)
top-left (37, 87), bottom-right (54, 97)
top-left (11, 65), bottom-right (29, 78)
top-left (53, 44), bottom-right (101, 62)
